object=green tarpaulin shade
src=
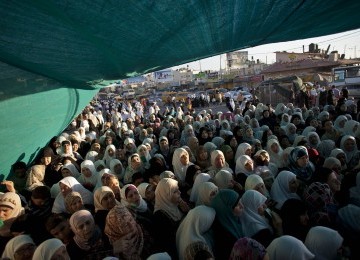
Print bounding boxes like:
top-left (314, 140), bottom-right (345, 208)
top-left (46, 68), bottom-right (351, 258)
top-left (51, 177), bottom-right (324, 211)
top-left (1, 0), bottom-right (360, 178)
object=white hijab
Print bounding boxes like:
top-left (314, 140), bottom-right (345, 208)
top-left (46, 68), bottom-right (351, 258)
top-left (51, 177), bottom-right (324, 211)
top-left (154, 178), bottom-right (183, 221)
top-left (32, 238), bottom-right (65, 260)
top-left (305, 226), bottom-right (343, 260)
top-left (52, 176), bottom-right (94, 214)
top-left (270, 171), bottom-right (300, 210)
top-left (240, 190), bottom-right (272, 237)
top-left (267, 235), bottom-right (314, 260)
top-left (176, 205), bottom-right (215, 260)
top-left (190, 173), bottom-right (211, 203)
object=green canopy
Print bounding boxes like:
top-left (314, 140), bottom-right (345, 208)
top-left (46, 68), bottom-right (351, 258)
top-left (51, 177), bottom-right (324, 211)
top-left (1, 0), bottom-right (360, 178)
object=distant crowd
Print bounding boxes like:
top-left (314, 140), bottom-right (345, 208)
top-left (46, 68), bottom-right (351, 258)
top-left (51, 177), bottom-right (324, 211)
top-left (1, 84), bottom-right (360, 259)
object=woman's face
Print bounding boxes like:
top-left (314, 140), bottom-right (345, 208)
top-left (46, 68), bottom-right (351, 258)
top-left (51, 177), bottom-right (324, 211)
top-left (138, 147), bottom-right (147, 156)
top-left (74, 218), bottom-right (94, 240)
top-left (131, 156), bottom-right (141, 169)
top-left (244, 160), bottom-right (254, 172)
top-left (14, 243), bottom-right (36, 260)
top-left (289, 126), bottom-right (297, 134)
top-left (199, 150), bottom-right (208, 160)
top-left (69, 197), bottom-right (83, 213)
top-left (309, 135), bottom-right (318, 145)
top-left (170, 186), bottom-right (181, 205)
top-left (42, 156), bottom-right (52, 166)
top-left (296, 155), bottom-right (309, 168)
top-left (180, 153), bottom-right (189, 166)
top-left (61, 168), bottom-right (72, 178)
top-left (108, 178), bottom-right (120, 193)
top-left (0, 206), bottom-right (13, 221)
top-left (201, 131), bottom-right (209, 139)
top-left (288, 178), bottom-right (299, 193)
top-left (299, 212), bottom-right (309, 226)
top-left (254, 183), bottom-right (266, 195)
top-left (82, 167), bottom-right (92, 178)
top-left (145, 185), bottom-right (156, 201)
top-left (336, 153), bottom-right (347, 166)
top-left (245, 148), bottom-right (252, 156)
top-left (126, 189), bottom-right (141, 206)
top-left (214, 154), bottom-right (225, 168)
top-left (343, 139), bottom-right (356, 152)
top-left (292, 117), bottom-right (301, 125)
top-left (327, 172), bottom-right (341, 192)
top-left (101, 192), bottom-right (116, 210)
top-left (339, 120), bottom-right (346, 128)
top-left (225, 149), bottom-right (234, 160)
top-left (233, 200), bottom-right (244, 217)
top-left (230, 137), bottom-right (238, 148)
top-left (245, 128), bottom-right (253, 138)
top-left (108, 148), bottom-right (115, 157)
top-left (59, 183), bottom-right (72, 197)
top-left (114, 164), bottom-right (122, 175)
top-left (271, 143), bottom-right (279, 153)
top-left (310, 119), bottom-right (319, 128)
top-left (257, 203), bottom-right (267, 216)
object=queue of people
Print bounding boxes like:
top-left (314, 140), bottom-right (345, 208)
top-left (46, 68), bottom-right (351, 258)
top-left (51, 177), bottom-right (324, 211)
top-left (1, 90), bottom-right (360, 260)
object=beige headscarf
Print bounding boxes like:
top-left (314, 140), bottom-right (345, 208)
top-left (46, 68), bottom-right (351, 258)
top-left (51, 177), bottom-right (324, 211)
top-left (32, 238), bottom-right (65, 260)
top-left (154, 178), bottom-right (183, 222)
top-left (0, 192), bottom-right (25, 237)
top-left (94, 186), bottom-right (118, 213)
top-left (25, 164), bottom-right (46, 191)
top-left (1, 234), bottom-right (35, 259)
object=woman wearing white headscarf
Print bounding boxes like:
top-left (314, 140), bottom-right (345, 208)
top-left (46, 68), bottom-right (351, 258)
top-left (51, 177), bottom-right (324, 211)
top-left (305, 226), bottom-right (343, 260)
top-left (240, 190), bottom-right (274, 247)
top-left (153, 178), bottom-right (185, 259)
top-left (266, 235), bottom-right (314, 260)
top-left (280, 113), bottom-right (291, 127)
top-left (334, 115), bottom-right (348, 135)
top-left (245, 174), bottom-right (269, 197)
top-left (306, 132), bottom-right (321, 149)
top-left (61, 163), bottom-right (81, 178)
top-left (102, 144), bottom-right (116, 168)
top-left (0, 192), bottom-right (25, 239)
top-left (67, 210), bottom-right (109, 259)
top-left (32, 238), bottom-right (69, 260)
top-left (123, 153), bottom-right (144, 184)
top-left (78, 160), bottom-right (98, 191)
top-left (207, 150), bottom-right (233, 178)
top-left (137, 144), bottom-right (152, 169)
top-left (270, 171), bottom-right (301, 210)
top-left (190, 173), bottom-right (212, 204)
top-left (340, 135), bottom-right (360, 170)
top-left (176, 205), bottom-right (216, 260)
top-left (2, 234), bottom-right (35, 260)
top-left (214, 169), bottom-right (234, 190)
top-left (109, 158), bottom-right (124, 181)
top-left (172, 148), bottom-right (193, 182)
top-left (235, 155), bottom-right (254, 186)
top-left (52, 176), bottom-right (94, 214)
top-left (266, 139), bottom-right (284, 168)
top-left (284, 123), bottom-right (298, 144)
top-left (343, 119), bottom-right (360, 136)
top-left (234, 142), bottom-right (252, 162)
top-left (196, 182), bottom-right (218, 207)
top-left (93, 186), bottom-right (118, 232)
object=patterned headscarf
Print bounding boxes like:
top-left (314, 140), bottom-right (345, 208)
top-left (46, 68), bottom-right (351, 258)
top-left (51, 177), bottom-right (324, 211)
top-left (230, 237), bottom-right (267, 260)
top-left (69, 210), bottom-right (102, 251)
top-left (64, 191), bottom-right (83, 214)
top-left (105, 204), bottom-right (144, 258)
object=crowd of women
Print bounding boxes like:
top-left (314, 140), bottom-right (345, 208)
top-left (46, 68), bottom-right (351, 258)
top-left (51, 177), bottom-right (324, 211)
top-left (1, 89), bottom-right (360, 260)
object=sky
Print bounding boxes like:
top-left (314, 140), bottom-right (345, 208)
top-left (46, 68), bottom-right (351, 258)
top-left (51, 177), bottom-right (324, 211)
top-left (171, 28), bottom-right (360, 71)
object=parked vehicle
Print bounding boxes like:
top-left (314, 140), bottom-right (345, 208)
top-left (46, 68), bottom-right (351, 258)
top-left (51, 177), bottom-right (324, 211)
top-left (122, 89), bottom-right (136, 99)
top-left (225, 90), bottom-right (253, 101)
